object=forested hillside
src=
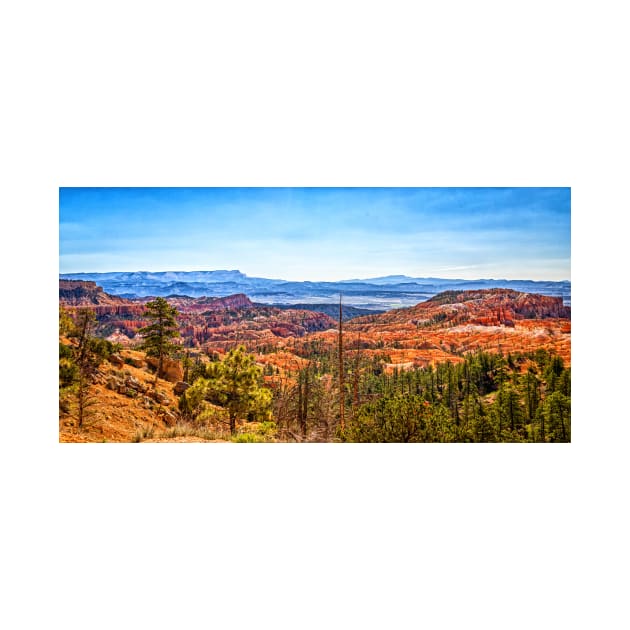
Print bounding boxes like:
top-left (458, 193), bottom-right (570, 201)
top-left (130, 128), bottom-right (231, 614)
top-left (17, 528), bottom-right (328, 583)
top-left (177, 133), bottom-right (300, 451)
top-left (59, 285), bottom-right (570, 443)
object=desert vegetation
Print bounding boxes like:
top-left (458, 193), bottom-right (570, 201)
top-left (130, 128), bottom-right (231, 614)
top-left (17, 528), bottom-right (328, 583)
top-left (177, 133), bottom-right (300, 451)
top-left (59, 283), bottom-right (570, 442)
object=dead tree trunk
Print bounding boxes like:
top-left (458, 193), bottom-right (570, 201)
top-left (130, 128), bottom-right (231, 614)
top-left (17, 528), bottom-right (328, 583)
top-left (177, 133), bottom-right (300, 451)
top-left (338, 294), bottom-right (345, 431)
top-left (352, 333), bottom-right (361, 417)
top-left (301, 368), bottom-right (309, 439)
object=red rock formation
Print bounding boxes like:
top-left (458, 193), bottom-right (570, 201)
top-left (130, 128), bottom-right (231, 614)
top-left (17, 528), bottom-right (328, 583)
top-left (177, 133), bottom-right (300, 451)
top-left (356, 289), bottom-right (570, 328)
top-left (60, 283), bottom-right (570, 371)
top-left (161, 293), bottom-right (254, 312)
top-left (59, 281), bottom-right (338, 351)
top-left (294, 289), bottom-right (571, 369)
top-left (59, 280), bottom-right (131, 307)
top-left (146, 356), bottom-right (184, 382)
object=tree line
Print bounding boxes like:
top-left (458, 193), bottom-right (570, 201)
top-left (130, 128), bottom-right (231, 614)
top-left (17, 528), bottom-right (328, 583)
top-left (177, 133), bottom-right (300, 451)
top-left (61, 298), bottom-right (570, 442)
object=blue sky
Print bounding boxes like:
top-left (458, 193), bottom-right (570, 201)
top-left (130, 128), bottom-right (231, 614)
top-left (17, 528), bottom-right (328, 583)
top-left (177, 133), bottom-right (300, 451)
top-left (59, 187), bottom-right (570, 281)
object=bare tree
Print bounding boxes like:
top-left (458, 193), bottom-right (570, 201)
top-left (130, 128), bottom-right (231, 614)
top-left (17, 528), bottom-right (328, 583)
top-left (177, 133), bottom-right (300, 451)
top-left (338, 293), bottom-right (345, 430)
top-left (352, 333), bottom-right (362, 418)
top-left (73, 309), bottom-right (99, 429)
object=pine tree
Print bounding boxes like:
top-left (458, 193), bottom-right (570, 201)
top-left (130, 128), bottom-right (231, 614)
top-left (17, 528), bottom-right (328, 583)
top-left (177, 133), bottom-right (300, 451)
top-left (202, 345), bottom-right (272, 435)
top-left (138, 297), bottom-right (180, 385)
top-left (540, 391), bottom-right (571, 442)
top-left (343, 394), bottom-right (429, 443)
top-left (558, 368), bottom-right (571, 397)
top-left (72, 309), bottom-right (99, 429)
top-left (500, 384), bottom-right (525, 436)
top-left (470, 398), bottom-right (496, 442)
top-left (522, 369), bottom-right (541, 424)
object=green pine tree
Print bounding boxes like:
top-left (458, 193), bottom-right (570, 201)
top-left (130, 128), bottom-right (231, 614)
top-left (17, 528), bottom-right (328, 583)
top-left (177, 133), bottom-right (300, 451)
top-left (138, 297), bottom-right (180, 385)
top-left (185, 345), bottom-right (272, 435)
top-left (540, 391), bottom-right (571, 442)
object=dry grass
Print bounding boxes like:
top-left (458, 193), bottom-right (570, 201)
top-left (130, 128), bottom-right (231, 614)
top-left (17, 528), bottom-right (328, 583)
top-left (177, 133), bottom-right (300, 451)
top-left (59, 351), bottom-right (184, 443)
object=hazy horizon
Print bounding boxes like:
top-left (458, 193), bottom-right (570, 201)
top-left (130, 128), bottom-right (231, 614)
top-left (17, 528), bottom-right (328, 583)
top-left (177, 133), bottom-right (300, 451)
top-left (59, 268), bottom-right (571, 283)
top-left (60, 187), bottom-right (571, 281)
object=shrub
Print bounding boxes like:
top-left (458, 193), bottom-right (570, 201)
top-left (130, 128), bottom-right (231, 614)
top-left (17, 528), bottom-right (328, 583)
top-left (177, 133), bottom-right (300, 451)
top-left (256, 421), bottom-right (277, 439)
top-left (231, 433), bottom-right (264, 443)
top-left (132, 426), bottom-right (155, 442)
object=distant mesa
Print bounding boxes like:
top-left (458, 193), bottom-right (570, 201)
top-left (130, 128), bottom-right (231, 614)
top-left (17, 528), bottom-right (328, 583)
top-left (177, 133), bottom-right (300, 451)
top-left (59, 270), bottom-right (571, 309)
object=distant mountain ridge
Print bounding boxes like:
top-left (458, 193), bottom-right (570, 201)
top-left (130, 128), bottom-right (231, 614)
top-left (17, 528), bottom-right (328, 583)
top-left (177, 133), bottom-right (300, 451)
top-left (60, 270), bottom-right (571, 310)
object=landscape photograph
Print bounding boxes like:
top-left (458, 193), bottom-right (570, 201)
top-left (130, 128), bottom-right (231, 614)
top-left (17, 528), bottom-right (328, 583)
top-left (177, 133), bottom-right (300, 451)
top-left (59, 187), bottom-right (571, 443)
top-left (10, 1), bottom-right (630, 628)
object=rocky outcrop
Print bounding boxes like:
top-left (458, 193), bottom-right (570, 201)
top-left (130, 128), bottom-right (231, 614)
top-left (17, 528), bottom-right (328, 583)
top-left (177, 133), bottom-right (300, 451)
top-left (60, 283), bottom-right (338, 350)
top-left (510, 292), bottom-right (570, 319)
top-left (283, 309), bottom-right (337, 332)
top-left (106, 373), bottom-right (149, 396)
top-left (106, 331), bottom-right (133, 346)
top-left (59, 280), bottom-right (130, 306)
top-left (105, 373), bottom-right (175, 410)
top-left (59, 280), bottom-right (100, 301)
top-left (109, 353), bottom-right (125, 367)
top-left (146, 356), bottom-right (184, 382)
top-left (163, 293), bottom-right (255, 312)
top-left (174, 381), bottom-right (190, 395)
top-left (126, 356), bottom-right (146, 369)
top-left (334, 288), bottom-right (572, 367)
top-left (362, 289), bottom-right (571, 328)
top-left (60, 281), bottom-right (147, 334)
top-left (204, 293), bottom-right (254, 310)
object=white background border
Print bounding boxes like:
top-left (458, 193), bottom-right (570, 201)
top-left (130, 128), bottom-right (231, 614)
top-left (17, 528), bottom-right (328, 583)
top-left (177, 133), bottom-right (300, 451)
top-left (2, 1), bottom-right (628, 629)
